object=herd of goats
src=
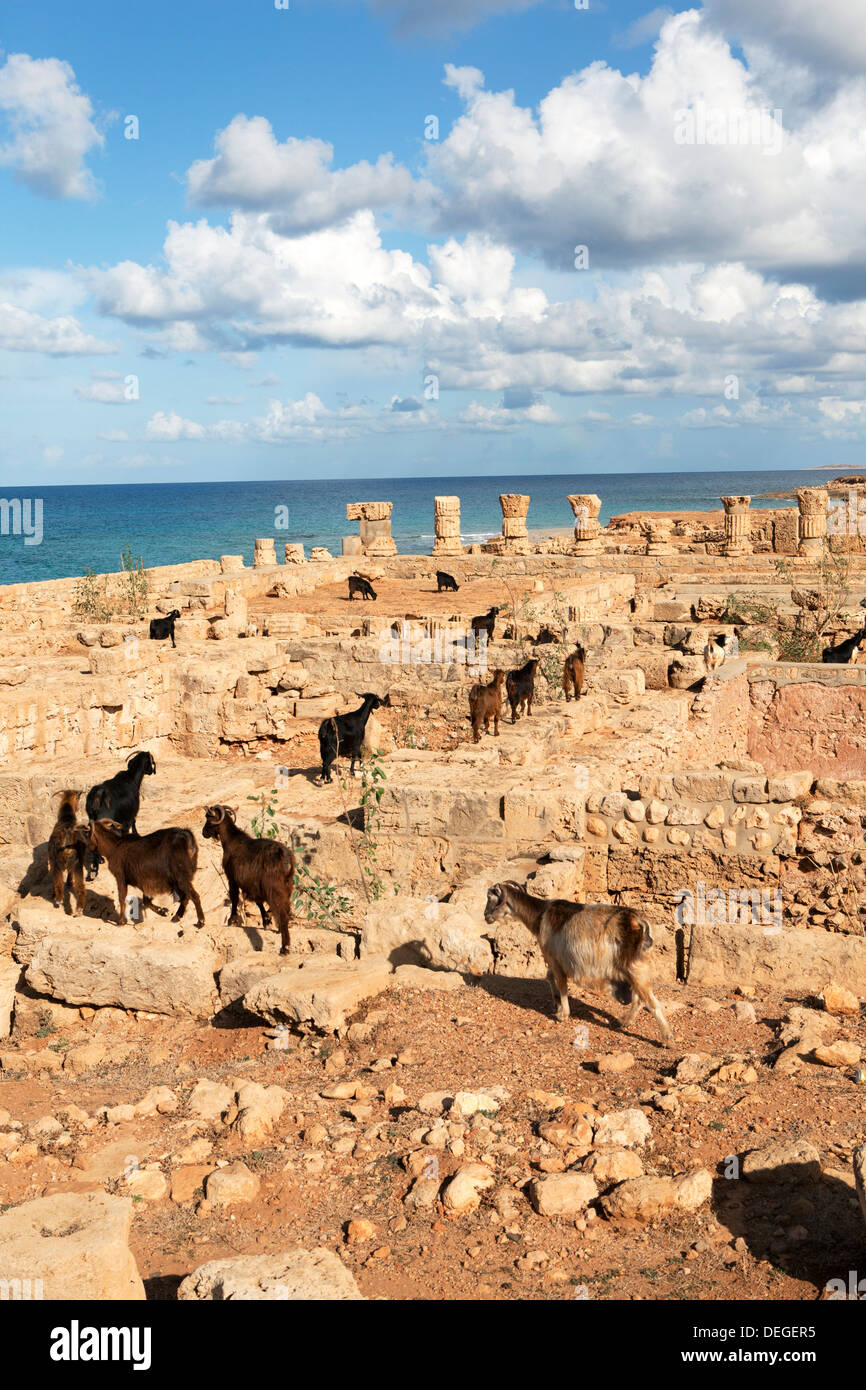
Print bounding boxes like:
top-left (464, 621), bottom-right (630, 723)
top-left (34, 565), bottom-right (866, 1042)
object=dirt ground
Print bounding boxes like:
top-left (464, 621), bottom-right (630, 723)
top-left (2, 974), bottom-right (863, 1302)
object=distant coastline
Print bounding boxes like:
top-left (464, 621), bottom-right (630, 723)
top-left (0, 466), bottom-right (838, 587)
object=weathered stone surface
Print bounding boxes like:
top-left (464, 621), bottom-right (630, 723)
top-left (393, 964), bottom-right (465, 992)
top-left (232, 1081), bottom-right (287, 1142)
top-left (359, 898), bottom-right (493, 974)
top-left (528, 1173), bottom-right (598, 1217)
top-left (23, 924), bottom-right (220, 1018)
top-left (582, 1149), bottom-right (644, 1186)
top-left (820, 983), bottom-right (860, 1016)
top-left (442, 1162), bottom-right (495, 1213)
top-left (188, 1078), bottom-right (233, 1123)
top-left (0, 960), bottom-right (20, 1039)
top-left (244, 957), bottom-right (393, 1032)
top-left (0, 1194), bottom-right (145, 1299)
top-left (593, 1109), bottom-right (651, 1148)
top-left (812, 1040), bottom-right (861, 1068)
top-left (600, 1168), bottom-right (711, 1221)
top-left (178, 1248), bottom-right (364, 1300)
top-left (124, 1169), bottom-right (168, 1202)
top-left (742, 1140), bottom-right (822, 1184)
top-left (688, 922), bottom-right (866, 994)
top-left (205, 1162), bottom-right (261, 1205)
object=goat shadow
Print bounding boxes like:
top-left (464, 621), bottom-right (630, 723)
top-left (468, 971), bottom-right (634, 1037)
top-left (711, 1164), bottom-right (863, 1296)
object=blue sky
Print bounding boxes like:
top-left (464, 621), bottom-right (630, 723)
top-left (1, 0), bottom-right (865, 483)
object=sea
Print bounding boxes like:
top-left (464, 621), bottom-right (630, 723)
top-left (0, 467), bottom-right (837, 587)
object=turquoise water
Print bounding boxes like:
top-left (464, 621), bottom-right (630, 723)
top-left (0, 468), bottom-right (832, 586)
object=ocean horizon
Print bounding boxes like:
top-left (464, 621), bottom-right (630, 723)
top-left (0, 466), bottom-right (837, 586)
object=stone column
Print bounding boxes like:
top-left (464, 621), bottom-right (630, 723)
top-left (253, 538), bottom-right (277, 567)
top-left (346, 501), bottom-right (397, 557)
top-left (797, 487), bottom-right (828, 558)
top-left (645, 519), bottom-right (675, 555)
top-left (284, 543), bottom-right (306, 564)
top-left (720, 496), bottom-right (752, 556)
top-left (499, 494), bottom-right (530, 555)
top-left (433, 496), bottom-right (462, 556)
top-left (568, 494), bottom-right (602, 555)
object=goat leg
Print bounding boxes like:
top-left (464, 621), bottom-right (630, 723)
top-left (227, 882), bottom-right (242, 927)
top-left (188, 886), bottom-right (205, 929)
top-left (546, 963), bottom-right (570, 1022)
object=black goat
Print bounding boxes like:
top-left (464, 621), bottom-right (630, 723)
top-left (88, 819), bottom-right (203, 927)
top-left (436, 571), bottom-right (459, 592)
top-left (317, 693), bottom-right (390, 784)
top-left (822, 628), bottom-right (866, 664)
top-left (203, 805), bottom-right (296, 953)
top-left (149, 609), bottom-right (181, 647)
top-left (348, 576), bottom-right (377, 601)
top-left (85, 751), bottom-right (156, 881)
top-left (48, 790), bottom-right (88, 916)
top-left (506, 657), bottom-right (540, 723)
top-left (470, 606), bottom-right (500, 644)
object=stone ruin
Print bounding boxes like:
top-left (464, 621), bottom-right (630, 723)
top-left (432, 496), bottom-right (462, 556)
top-left (345, 501), bottom-right (397, 557)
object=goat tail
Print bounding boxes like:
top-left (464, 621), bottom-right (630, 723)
top-left (619, 908), bottom-right (653, 961)
top-left (180, 828), bottom-right (198, 870)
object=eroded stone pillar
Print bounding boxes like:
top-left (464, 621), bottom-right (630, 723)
top-left (568, 494), bottom-right (602, 555)
top-left (253, 538), bottom-right (277, 567)
top-left (721, 496), bottom-right (752, 556)
top-left (433, 496), bottom-right (462, 556)
top-left (797, 487), bottom-right (828, 558)
top-left (284, 543), bottom-right (306, 564)
top-left (499, 494), bottom-right (530, 555)
top-left (346, 501), bottom-right (397, 557)
top-left (645, 519), bottom-right (675, 555)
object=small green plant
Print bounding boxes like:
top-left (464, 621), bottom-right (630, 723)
top-left (247, 791), bottom-right (279, 839)
top-left (119, 544), bottom-right (149, 618)
top-left (292, 860), bottom-right (353, 928)
top-left (355, 750), bottom-right (388, 902)
top-left (72, 567), bottom-right (113, 622)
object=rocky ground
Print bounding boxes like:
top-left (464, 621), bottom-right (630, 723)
top-left (2, 970), bottom-right (864, 1301)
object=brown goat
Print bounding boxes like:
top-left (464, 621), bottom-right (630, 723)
top-left (484, 881), bottom-right (672, 1044)
top-left (468, 669), bottom-right (505, 742)
top-left (202, 805), bottom-right (296, 954)
top-left (506, 657), bottom-right (539, 723)
top-left (89, 819), bottom-right (204, 928)
top-left (562, 645), bottom-right (586, 702)
top-left (48, 790), bottom-right (88, 916)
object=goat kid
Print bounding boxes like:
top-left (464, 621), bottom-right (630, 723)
top-left (468, 669), bottom-right (505, 742)
top-left (484, 881), bottom-right (672, 1044)
top-left (203, 805), bottom-right (296, 953)
top-left (48, 790), bottom-right (88, 916)
top-left (506, 657), bottom-right (539, 723)
top-left (317, 692), bottom-right (390, 783)
top-left (88, 819), bottom-right (204, 928)
top-left (149, 610), bottom-right (180, 647)
top-left (704, 632), bottom-right (733, 672)
top-left (562, 645), bottom-right (586, 702)
top-left (85, 751), bottom-right (157, 880)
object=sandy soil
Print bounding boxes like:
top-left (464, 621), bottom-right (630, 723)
top-left (2, 975), bottom-right (862, 1302)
